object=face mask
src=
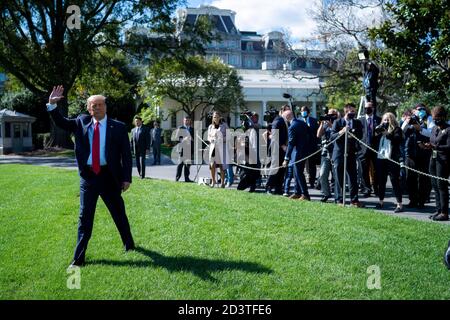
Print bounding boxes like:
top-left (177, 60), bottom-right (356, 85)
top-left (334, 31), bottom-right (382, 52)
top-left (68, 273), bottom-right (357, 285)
top-left (418, 110), bottom-right (426, 119)
top-left (301, 111), bottom-right (308, 118)
top-left (383, 122), bottom-right (389, 129)
top-left (434, 119), bottom-right (445, 126)
top-left (347, 112), bottom-right (356, 119)
top-left (365, 107), bottom-right (373, 115)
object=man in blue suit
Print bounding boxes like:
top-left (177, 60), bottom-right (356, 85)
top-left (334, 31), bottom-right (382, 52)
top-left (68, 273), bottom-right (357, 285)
top-left (330, 103), bottom-right (364, 207)
top-left (300, 106), bottom-right (320, 188)
top-left (283, 110), bottom-right (311, 201)
top-left (46, 85), bottom-right (135, 267)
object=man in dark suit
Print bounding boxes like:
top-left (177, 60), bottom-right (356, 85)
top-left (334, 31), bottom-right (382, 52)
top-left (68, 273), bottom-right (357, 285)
top-left (266, 105), bottom-right (290, 195)
top-left (175, 116), bottom-right (194, 182)
top-left (130, 116), bottom-right (150, 179)
top-left (150, 121), bottom-right (163, 165)
top-left (330, 103), bottom-right (364, 207)
top-left (46, 85), bottom-right (135, 267)
top-left (300, 106), bottom-right (320, 188)
top-left (358, 101), bottom-right (381, 197)
top-left (283, 110), bottom-right (311, 201)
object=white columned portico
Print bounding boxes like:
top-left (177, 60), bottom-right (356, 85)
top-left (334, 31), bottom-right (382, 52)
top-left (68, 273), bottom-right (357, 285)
top-left (312, 98), bottom-right (317, 118)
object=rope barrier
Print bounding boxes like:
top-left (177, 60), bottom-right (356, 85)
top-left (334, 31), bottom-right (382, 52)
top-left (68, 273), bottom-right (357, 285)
top-left (194, 129), bottom-right (449, 183)
top-left (195, 132), bottom-right (345, 173)
top-left (347, 131), bottom-right (450, 184)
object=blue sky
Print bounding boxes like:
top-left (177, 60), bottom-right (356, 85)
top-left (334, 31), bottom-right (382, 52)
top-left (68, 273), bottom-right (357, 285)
top-left (183, 0), bottom-right (320, 44)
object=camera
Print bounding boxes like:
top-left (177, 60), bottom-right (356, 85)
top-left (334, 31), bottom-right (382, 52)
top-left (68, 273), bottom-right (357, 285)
top-left (408, 115), bottom-right (420, 125)
top-left (375, 122), bottom-right (388, 134)
top-left (319, 114), bottom-right (337, 122)
top-left (263, 108), bottom-right (278, 124)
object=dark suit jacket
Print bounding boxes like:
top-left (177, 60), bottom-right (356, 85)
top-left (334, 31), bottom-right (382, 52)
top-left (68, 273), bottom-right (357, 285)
top-left (48, 108), bottom-right (132, 187)
top-left (131, 126), bottom-right (150, 154)
top-left (285, 118), bottom-right (310, 161)
top-left (150, 127), bottom-right (163, 147)
top-left (271, 116), bottom-right (289, 147)
top-left (430, 124), bottom-right (450, 162)
top-left (359, 114), bottom-right (382, 150)
top-left (330, 118), bottom-right (363, 161)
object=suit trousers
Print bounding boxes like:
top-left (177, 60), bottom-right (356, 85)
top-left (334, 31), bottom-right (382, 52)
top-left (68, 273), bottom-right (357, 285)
top-left (334, 155), bottom-right (359, 203)
top-left (360, 149), bottom-right (378, 194)
top-left (135, 151), bottom-right (146, 178)
top-left (429, 157), bottom-right (449, 214)
top-left (74, 167), bottom-right (134, 263)
top-left (266, 149), bottom-right (286, 193)
top-left (405, 156), bottom-right (432, 206)
top-left (152, 146), bottom-right (161, 164)
top-left (293, 161), bottom-right (309, 197)
top-left (176, 161), bottom-right (191, 181)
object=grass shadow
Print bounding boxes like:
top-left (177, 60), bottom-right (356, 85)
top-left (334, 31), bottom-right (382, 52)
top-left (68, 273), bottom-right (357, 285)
top-left (89, 246), bottom-right (273, 282)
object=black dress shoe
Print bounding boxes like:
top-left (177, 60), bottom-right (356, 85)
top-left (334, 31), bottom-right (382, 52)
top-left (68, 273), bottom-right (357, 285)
top-left (185, 179), bottom-right (194, 183)
top-left (320, 196), bottom-right (330, 203)
top-left (429, 212), bottom-right (440, 220)
top-left (125, 244), bottom-right (136, 252)
top-left (433, 214), bottom-right (449, 221)
top-left (69, 260), bottom-right (85, 268)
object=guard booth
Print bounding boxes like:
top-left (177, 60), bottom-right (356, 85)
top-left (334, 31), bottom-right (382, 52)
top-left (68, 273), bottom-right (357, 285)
top-left (0, 109), bottom-right (36, 155)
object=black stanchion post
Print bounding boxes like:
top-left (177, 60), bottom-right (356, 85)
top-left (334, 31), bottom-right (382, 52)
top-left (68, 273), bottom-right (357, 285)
top-left (342, 129), bottom-right (348, 206)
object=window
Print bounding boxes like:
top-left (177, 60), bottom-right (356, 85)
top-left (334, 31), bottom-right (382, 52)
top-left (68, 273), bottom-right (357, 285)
top-left (23, 123), bottom-right (29, 137)
top-left (0, 123), bottom-right (2, 138)
top-left (171, 114), bottom-right (177, 128)
top-left (4, 122), bottom-right (10, 138)
top-left (247, 42), bottom-right (253, 51)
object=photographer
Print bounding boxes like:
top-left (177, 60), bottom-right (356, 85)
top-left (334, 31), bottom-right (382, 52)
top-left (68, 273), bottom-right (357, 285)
top-left (374, 113), bottom-right (404, 213)
top-left (402, 104), bottom-right (432, 208)
top-left (363, 61), bottom-right (379, 110)
top-left (317, 108), bottom-right (339, 202)
top-left (423, 106), bottom-right (450, 221)
top-left (266, 105), bottom-right (291, 195)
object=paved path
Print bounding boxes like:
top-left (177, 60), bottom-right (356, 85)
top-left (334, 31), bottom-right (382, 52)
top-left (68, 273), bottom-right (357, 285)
top-left (1, 154), bottom-right (448, 224)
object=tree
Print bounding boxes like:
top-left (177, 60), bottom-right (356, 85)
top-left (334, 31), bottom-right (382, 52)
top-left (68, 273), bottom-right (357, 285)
top-left (140, 55), bottom-right (245, 121)
top-left (0, 0), bottom-right (212, 147)
top-left (369, 0), bottom-right (450, 106)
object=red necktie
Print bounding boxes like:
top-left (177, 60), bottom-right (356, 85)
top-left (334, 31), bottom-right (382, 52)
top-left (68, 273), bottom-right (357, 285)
top-left (92, 122), bottom-right (100, 175)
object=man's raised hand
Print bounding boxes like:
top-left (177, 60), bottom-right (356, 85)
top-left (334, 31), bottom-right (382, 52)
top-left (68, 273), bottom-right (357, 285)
top-left (49, 85), bottom-right (64, 104)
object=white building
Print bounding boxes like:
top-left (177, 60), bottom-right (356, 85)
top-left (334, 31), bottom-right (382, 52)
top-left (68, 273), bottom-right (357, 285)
top-left (159, 5), bottom-right (326, 129)
top-left (0, 109), bottom-right (36, 155)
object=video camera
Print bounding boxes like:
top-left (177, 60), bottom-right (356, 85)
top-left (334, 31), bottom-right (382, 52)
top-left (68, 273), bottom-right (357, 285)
top-left (240, 110), bottom-right (254, 130)
top-left (263, 108), bottom-right (278, 124)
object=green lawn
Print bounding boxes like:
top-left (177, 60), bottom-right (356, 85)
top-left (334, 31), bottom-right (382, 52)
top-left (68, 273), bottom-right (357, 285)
top-left (1, 164), bottom-right (450, 300)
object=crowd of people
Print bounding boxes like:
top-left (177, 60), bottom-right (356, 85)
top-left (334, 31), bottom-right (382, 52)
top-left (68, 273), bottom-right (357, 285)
top-left (181, 102), bottom-right (449, 222)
